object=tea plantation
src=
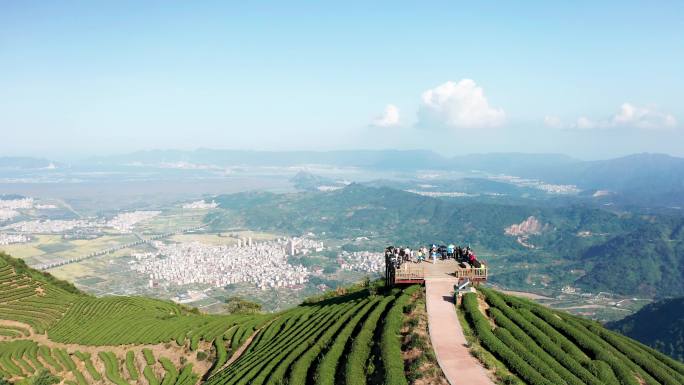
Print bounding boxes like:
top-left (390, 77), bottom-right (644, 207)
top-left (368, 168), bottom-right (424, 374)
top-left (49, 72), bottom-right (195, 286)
top-left (2, 250), bottom-right (682, 385)
top-left (204, 285), bottom-right (420, 385)
top-left (460, 287), bottom-right (684, 385)
top-left (0, 252), bottom-right (426, 385)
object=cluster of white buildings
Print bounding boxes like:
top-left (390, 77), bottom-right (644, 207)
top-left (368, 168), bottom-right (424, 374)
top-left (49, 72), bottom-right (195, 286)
top-left (182, 200), bottom-right (219, 209)
top-left (406, 190), bottom-right (477, 198)
top-left (339, 251), bottom-right (384, 273)
top-left (3, 218), bottom-right (102, 233)
top-left (0, 197), bottom-right (35, 210)
top-left (107, 211), bottom-right (160, 233)
top-left (316, 185), bottom-right (343, 192)
top-left (0, 198), bottom-right (34, 222)
top-left (0, 233), bottom-right (30, 245)
top-left (490, 175), bottom-right (580, 194)
top-left (0, 209), bottom-right (19, 222)
top-left (130, 238), bottom-right (313, 290)
top-left (535, 183), bottom-right (581, 194)
top-left (285, 237), bottom-right (325, 256)
top-left (0, 198), bottom-right (58, 222)
top-left (2, 210), bottom-right (159, 234)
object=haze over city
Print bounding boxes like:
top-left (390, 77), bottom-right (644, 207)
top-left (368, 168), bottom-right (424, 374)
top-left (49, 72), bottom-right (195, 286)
top-left (2, 1), bottom-right (683, 159)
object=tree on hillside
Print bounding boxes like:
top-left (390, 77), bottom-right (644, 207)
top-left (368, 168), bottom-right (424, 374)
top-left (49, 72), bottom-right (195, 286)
top-left (223, 296), bottom-right (262, 314)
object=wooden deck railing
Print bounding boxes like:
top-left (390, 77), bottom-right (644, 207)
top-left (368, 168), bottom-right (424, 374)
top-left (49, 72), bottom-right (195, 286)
top-left (454, 266), bottom-right (488, 280)
top-left (395, 265), bottom-right (425, 281)
top-left (390, 260), bottom-right (488, 284)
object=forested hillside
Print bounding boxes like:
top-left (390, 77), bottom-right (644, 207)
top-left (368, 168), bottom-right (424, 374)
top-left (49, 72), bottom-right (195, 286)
top-left (210, 184), bottom-right (632, 249)
top-left (210, 184), bottom-right (684, 298)
top-left (576, 219), bottom-right (684, 297)
top-left (607, 297), bottom-right (684, 362)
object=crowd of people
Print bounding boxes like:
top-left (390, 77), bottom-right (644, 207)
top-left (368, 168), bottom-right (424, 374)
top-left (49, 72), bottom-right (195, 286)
top-left (385, 243), bottom-right (482, 268)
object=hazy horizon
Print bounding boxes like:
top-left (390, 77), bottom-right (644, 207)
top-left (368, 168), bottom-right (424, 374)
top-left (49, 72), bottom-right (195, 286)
top-left (4, 147), bottom-right (684, 165)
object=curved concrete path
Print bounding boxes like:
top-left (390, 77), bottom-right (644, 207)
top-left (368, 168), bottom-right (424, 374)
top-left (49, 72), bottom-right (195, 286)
top-left (425, 277), bottom-right (494, 385)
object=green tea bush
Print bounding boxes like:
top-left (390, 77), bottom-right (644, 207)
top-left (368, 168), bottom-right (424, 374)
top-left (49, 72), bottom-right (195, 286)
top-left (462, 293), bottom-right (554, 385)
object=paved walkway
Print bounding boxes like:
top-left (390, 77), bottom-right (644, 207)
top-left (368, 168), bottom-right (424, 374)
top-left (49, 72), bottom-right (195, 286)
top-left (425, 277), bottom-right (495, 385)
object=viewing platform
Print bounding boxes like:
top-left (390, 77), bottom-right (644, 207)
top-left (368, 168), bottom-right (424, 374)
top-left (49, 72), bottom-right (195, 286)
top-left (386, 258), bottom-right (488, 286)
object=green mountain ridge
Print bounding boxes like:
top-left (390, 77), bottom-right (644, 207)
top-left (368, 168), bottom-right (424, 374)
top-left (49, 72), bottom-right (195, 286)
top-left (607, 297), bottom-right (684, 362)
top-left (576, 221), bottom-right (684, 297)
top-left (210, 184), bottom-right (684, 298)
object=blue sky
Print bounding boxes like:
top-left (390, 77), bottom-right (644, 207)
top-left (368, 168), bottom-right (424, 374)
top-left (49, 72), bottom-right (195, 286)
top-left (1, 1), bottom-right (683, 160)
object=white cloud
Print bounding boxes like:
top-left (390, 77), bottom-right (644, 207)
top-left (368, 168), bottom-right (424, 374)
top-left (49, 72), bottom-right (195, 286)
top-left (576, 116), bottom-right (598, 130)
top-left (372, 104), bottom-right (400, 127)
top-left (544, 103), bottom-right (677, 131)
top-left (418, 79), bottom-right (505, 129)
top-left (543, 115), bottom-right (564, 129)
top-left (543, 115), bottom-right (597, 130)
top-left (612, 103), bottom-right (677, 129)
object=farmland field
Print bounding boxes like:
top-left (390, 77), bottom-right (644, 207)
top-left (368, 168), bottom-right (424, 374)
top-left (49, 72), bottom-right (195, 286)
top-left (136, 209), bottom-right (211, 234)
top-left (9, 234), bottom-right (139, 267)
top-left (0, 235), bottom-right (64, 260)
top-left (168, 231), bottom-right (280, 246)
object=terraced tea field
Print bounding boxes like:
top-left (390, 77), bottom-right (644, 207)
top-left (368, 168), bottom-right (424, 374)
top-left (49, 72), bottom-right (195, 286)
top-left (0, 258), bottom-right (76, 333)
top-left (0, 252), bottom-right (431, 385)
top-left (0, 252), bottom-right (265, 385)
top-left (460, 287), bottom-right (684, 385)
top-left (205, 285), bottom-right (421, 385)
top-left (3, 249), bottom-right (682, 385)
top-left (0, 339), bottom-right (201, 385)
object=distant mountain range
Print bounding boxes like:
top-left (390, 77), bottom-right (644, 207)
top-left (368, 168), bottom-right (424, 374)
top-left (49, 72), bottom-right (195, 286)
top-left (6, 150), bottom-right (684, 207)
top-left (86, 148), bottom-right (449, 169)
top-left (545, 153), bottom-right (684, 190)
top-left (88, 148), bottom-right (584, 172)
top-left (453, 152), bottom-right (684, 208)
top-left (0, 156), bottom-right (57, 170)
top-left (530, 153), bottom-right (684, 207)
top-left (89, 149), bottom-right (684, 193)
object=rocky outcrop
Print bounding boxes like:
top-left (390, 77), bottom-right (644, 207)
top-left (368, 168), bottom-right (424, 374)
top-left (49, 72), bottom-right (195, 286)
top-left (504, 216), bottom-right (545, 236)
